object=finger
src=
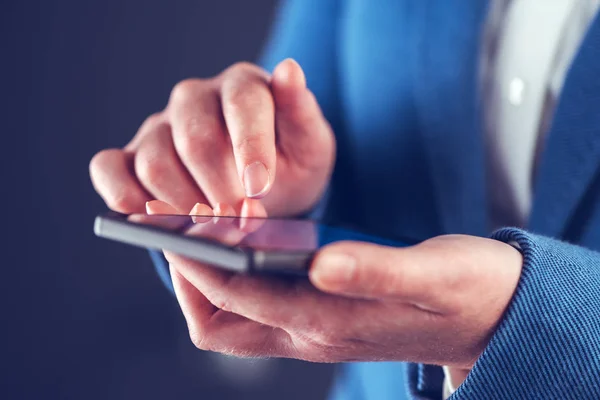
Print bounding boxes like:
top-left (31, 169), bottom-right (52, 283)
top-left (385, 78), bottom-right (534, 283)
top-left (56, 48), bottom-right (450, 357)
top-left (171, 264), bottom-right (291, 358)
top-left (186, 202), bottom-right (252, 254)
top-left (139, 200), bottom-right (189, 230)
top-left (213, 203), bottom-right (236, 225)
top-left (270, 59), bottom-right (335, 170)
top-left (185, 212), bottom-right (247, 247)
top-left (240, 198), bottom-right (267, 218)
top-left (168, 79), bottom-right (245, 209)
top-left (124, 112), bottom-right (165, 151)
top-left (134, 123), bottom-right (207, 213)
top-left (186, 201), bottom-right (259, 250)
top-left (145, 201), bottom-right (242, 246)
top-left (240, 198), bottom-right (267, 232)
top-left (189, 202), bottom-right (214, 223)
top-left (168, 253), bottom-right (331, 332)
top-left (146, 199), bottom-right (178, 214)
top-left (309, 241), bottom-right (448, 307)
top-left (170, 264), bottom-right (219, 333)
top-left (213, 203), bottom-right (236, 218)
top-left (89, 148), bottom-right (151, 213)
top-left (163, 203), bottom-right (221, 260)
top-left (220, 64), bottom-right (276, 199)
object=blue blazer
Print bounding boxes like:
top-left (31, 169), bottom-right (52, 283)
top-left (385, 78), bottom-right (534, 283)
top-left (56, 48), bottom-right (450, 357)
top-left (153, 1), bottom-right (600, 398)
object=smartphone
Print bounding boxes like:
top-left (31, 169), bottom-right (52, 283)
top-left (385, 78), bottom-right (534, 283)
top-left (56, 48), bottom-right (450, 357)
top-left (94, 211), bottom-right (419, 277)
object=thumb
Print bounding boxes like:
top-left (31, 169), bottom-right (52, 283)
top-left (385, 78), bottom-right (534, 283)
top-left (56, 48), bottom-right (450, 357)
top-left (271, 59), bottom-right (334, 168)
top-left (309, 241), bottom-right (438, 303)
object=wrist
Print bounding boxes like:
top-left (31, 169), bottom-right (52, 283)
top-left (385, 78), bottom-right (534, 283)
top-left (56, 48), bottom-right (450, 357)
top-left (443, 365), bottom-right (470, 391)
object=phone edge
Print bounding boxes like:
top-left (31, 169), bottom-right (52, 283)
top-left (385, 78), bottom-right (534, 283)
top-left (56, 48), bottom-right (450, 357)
top-left (94, 215), bottom-right (250, 273)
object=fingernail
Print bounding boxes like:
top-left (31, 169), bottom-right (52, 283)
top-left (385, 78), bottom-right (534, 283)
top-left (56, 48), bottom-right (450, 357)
top-left (145, 200), bottom-right (157, 214)
top-left (312, 253), bottom-right (356, 287)
top-left (189, 203), bottom-right (202, 215)
top-left (212, 204), bottom-right (223, 223)
top-left (189, 203), bottom-right (212, 223)
top-left (189, 203), bottom-right (200, 223)
top-left (213, 203), bottom-right (223, 215)
top-left (244, 162), bottom-right (271, 198)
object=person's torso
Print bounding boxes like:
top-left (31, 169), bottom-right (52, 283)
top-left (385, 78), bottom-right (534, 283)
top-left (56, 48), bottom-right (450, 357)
top-left (324, 0), bottom-right (600, 253)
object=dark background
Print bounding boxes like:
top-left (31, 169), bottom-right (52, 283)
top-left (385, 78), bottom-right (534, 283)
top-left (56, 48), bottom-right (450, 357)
top-left (2, 1), bottom-right (334, 398)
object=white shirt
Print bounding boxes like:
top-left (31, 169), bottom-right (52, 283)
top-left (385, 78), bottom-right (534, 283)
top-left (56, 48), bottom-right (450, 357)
top-left (484, 0), bottom-right (600, 230)
top-left (443, 0), bottom-right (600, 397)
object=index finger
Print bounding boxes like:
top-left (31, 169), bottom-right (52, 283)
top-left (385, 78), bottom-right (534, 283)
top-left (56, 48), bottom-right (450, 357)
top-left (220, 64), bottom-right (276, 199)
top-left (167, 252), bottom-right (336, 332)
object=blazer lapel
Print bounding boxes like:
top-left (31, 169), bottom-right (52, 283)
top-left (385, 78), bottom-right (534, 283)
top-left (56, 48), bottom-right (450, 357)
top-left (414, 0), bottom-right (490, 236)
top-left (529, 15), bottom-right (600, 238)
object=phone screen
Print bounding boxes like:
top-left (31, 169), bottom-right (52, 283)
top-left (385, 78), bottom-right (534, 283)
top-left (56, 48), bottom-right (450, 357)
top-left (122, 213), bottom-right (415, 252)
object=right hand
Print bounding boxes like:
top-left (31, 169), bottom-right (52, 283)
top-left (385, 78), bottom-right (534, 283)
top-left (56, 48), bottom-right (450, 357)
top-left (90, 59), bottom-right (335, 217)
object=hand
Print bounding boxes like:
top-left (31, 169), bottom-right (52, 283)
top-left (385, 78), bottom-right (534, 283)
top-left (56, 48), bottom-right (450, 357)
top-left (89, 59), bottom-right (335, 217)
top-left (147, 201), bottom-right (523, 381)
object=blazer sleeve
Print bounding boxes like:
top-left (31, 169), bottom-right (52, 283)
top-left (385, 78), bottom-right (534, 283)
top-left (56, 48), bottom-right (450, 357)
top-left (448, 228), bottom-right (600, 399)
top-left (149, 0), bottom-right (343, 294)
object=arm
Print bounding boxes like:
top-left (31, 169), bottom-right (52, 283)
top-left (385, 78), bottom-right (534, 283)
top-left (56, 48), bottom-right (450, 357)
top-left (450, 228), bottom-right (600, 399)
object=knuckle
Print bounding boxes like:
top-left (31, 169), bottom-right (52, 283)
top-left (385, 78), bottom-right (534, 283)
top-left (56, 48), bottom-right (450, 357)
top-left (225, 84), bottom-right (261, 113)
top-left (135, 149), bottom-right (169, 185)
top-left (371, 258), bottom-right (404, 296)
top-left (169, 78), bottom-right (207, 104)
top-left (205, 287), bottom-right (235, 313)
top-left (108, 193), bottom-right (142, 213)
top-left (173, 115), bottom-right (223, 161)
top-left (89, 148), bottom-right (122, 176)
top-left (180, 117), bottom-right (214, 143)
top-left (204, 275), bottom-right (238, 313)
top-left (211, 296), bottom-right (232, 313)
top-left (309, 326), bottom-right (338, 347)
top-left (300, 312), bottom-right (335, 346)
top-left (89, 149), bottom-right (146, 213)
top-left (188, 328), bottom-right (211, 351)
top-left (232, 132), bottom-right (269, 159)
top-left (141, 112), bottom-right (164, 129)
top-left (222, 68), bottom-right (270, 112)
top-left (224, 61), bottom-right (261, 77)
top-left (176, 131), bottom-right (216, 164)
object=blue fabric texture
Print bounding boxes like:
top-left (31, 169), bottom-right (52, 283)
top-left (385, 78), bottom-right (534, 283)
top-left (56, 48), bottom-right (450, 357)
top-left (451, 229), bottom-right (600, 399)
top-left (149, 0), bottom-right (600, 398)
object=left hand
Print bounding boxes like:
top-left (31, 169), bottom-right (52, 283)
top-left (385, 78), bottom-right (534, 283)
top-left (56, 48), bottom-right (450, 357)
top-left (147, 200), bottom-right (522, 378)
